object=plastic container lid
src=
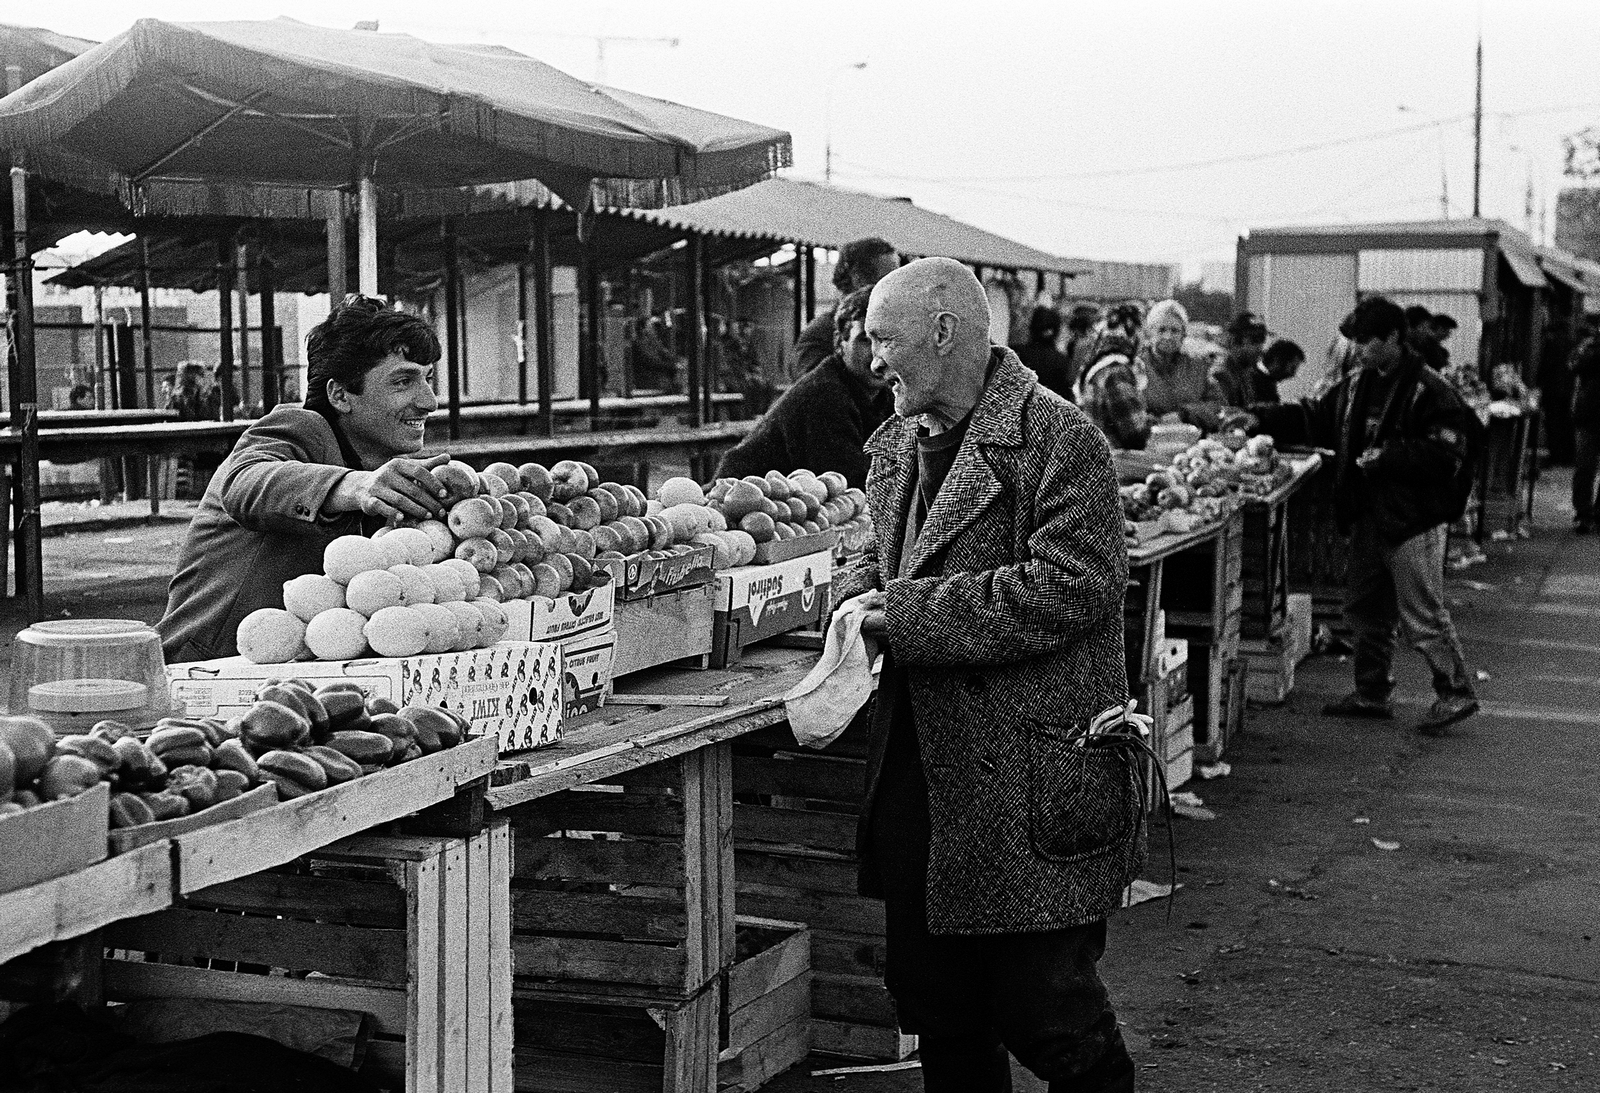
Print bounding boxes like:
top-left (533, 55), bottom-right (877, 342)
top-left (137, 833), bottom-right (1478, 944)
top-left (29, 678), bottom-right (150, 713)
top-left (15, 619), bottom-right (155, 646)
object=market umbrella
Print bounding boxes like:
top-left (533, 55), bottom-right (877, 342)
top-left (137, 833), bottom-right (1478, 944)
top-left (0, 16), bottom-right (791, 291)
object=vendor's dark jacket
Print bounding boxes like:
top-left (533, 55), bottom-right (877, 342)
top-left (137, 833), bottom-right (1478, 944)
top-left (1014, 339), bottom-right (1077, 402)
top-left (1570, 334), bottom-right (1600, 427)
top-left (716, 353), bottom-right (892, 488)
top-left (860, 347), bottom-right (1143, 934)
top-left (1211, 354), bottom-right (1279, 407)
top-left (794, 308), bottom-right (837, 373)
top-left (1251, 347), bottom-right (1483, 545)
top-left (159, 406), bottom-right (366, 662)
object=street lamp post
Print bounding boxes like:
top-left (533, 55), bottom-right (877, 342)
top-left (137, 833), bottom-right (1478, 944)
top-left (824, 61), bottom-right (868, 185)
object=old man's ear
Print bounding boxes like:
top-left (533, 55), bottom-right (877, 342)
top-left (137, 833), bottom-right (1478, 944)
top-left (932, 310), bottom-right (960, 353)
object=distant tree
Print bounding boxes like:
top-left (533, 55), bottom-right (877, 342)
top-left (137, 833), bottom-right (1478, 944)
top-left (1170, 281), bottom-right (1234, 328)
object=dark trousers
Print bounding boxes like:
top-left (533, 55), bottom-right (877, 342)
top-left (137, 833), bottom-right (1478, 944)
top-left (868, 669), bottom-right (1134, 1093)
top-left (1345, 520), bottom-right (1474, 702)
top-left (1573, 426), bottom-right (1600, 523)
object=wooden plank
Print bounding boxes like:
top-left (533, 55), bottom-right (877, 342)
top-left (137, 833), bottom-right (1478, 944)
top-left (735, 848), bottom-right (858, 895)
top-left (440, 839), bottom-right (470, 1093)
top-left (718, 1014), bottom-right (811, 1092)
top-left (513, 996), bottom-right (669, 1061)
top-left (510, 789), bottom-right (685, 839)
top-left (727, 972), bottom-right (811, 1057)
top-left (681, 745), bottom-right (710, 990)
top-left (0, 839), bottom-right (172, 966)
top-left (606, 694), bottom-right (727, 707)
top-left (184, 872), bottom-right (405, 928)
top-left (731, 755), bottom-right (866, 801)
top-left (514, 834), bottom-right (686, 886)
top-left (360, 1038), bottom-right (407, 1090)
top-left (712, 744), bottom-right (736, 975)
top-left (809, 931), bottom-right (887, 977)
top-left (512, 935), bottom-right (686, 988)
top-left (466, 830), bottom-right (491, 1093)
top-left (811, 1019), bottom-right (918, 1061)
top-left (408, 855), bottom-right (443, 1093)
top-left (103, 908), bottom-right (408, 983)
top-left (513, 1048), bottom-right (661, 1093)
top-left (512, 887), bottom-right (687, 938)
top-left (726, 921), bottom-right (811, 1012)
top-left (733, 803), bottom-right (859, 853)
top-left (488, 822), bottom-right (515, 1093)
top-left (177, 736), bottom-right (497, 893)
top-left (813, 971), bottom-right (898, 1026)
top-left (737, 886), bottom-right (885, 937)
top-left (102, 960), bottom-right (408, 1036)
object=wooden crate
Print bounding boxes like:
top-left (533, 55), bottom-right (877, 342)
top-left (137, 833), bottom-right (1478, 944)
top-left (102, 826), bottom-right (513, 1093)
top-left (730, 722), bottom-right (917, 1062)
top-left (719, 917), bottom-right (811, 1092)
top-left (1195, 656), bottom-right (1248, 766)
top-left (612, 586), bottom-right (717, 677)
top-left (0, 781), bottom-right (108, 896)
top-left (1240, 500), bottom-right (1289, 640)
top-left (1240, 636), bottom-right (1296, 705)
top-left (505, 743), bottom-right (734, 998)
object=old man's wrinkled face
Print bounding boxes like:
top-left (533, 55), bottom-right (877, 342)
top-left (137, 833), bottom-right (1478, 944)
top-left (866, 295), bottom-right (944, 419)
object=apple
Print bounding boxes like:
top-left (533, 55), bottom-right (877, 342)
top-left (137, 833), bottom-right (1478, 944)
top-left (484, 462), bottom-right (523, 493)
top-left (784, 496), bottom-right (808, 523)
top-left (545, 501), bottom-right (572, 526)
top-left (528, 515), bottom-right (563, 553)
top-left (454, 537), bottom-right (499, 572)
top-left (720, 480), bottom-right (767, 522)
top-left (448, 496), bottom-right (499, 540)
top-left (518, 463), bottom-right (555, 502)
top-left (504, 494), bottom-right (532, 528)
top-left (740, 511), bottom-right (776, 543)
top-left (742, 475), bottom-right (773, 498)
top-left (530, 562), bottom-right (563, 598)
top-left (596, 482), bottom-right (633, 517)
top-left (567, 495), bottom-right (603, 531)
top-left (588, 489), bottom-right (619, 523)
top-left (435, 461), bottom-right (480, 505)
top-left (618, 516), bottom-right (651, 553)
top-left (819, 471), bottom-right (848, 499)
top-left (569, 528), bottom-right (597, 560)
top-left (502, 526), bottom-right (529, 563)
top-left (550, 460), bottom-right (588, 502)
top-left (416, 519), bottom-right (455, 563)
top-left (476, 573), bottom-right (504, 602)
top-left (564, 553), bottom-right (593, 589)
top-left (764, 471), bottom-right (794, 502)
top-left (547, 552), bottom-right (575, 592)
top-left (576, 462), bottom-right (600, 491)
top-left (592, 525), bottom-right (623, 554)
top-left (623, 484), bottom-right (649, 515)
top-left (478, 473), bottom-right (509, 499)
top-left (492, 566), bottom-right (526, 599)
top-left (488, 529), bottom-right (516, 561)
top-left (518, 492), bottom-right (547, 521)
top-left (508, 562), bottom-right (535, 595)
top-left (644, 515), bottom-right (674, 551)
top-left (763, 499), bottom-right (785, 520)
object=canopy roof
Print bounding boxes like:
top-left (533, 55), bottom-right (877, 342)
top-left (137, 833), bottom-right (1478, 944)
top-left (625, 178), bottom-right (1088, 277)
top-left (0, 17), bottom-right (790, 212)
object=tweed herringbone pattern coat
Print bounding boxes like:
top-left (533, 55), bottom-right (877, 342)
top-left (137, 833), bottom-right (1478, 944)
top-left (863, 347), bottom-right (1145, 935)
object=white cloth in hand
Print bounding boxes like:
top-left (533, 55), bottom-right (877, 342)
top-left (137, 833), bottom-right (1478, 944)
top-left (784, 593), bottom-right (879, 749)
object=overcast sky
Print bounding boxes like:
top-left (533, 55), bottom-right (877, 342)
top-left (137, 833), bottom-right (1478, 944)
top-left (10, 0), bottom-right (1600, 275)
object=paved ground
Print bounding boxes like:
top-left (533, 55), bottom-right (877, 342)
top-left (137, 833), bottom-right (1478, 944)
top-left (10, 475), bottom-right (1599, 1091)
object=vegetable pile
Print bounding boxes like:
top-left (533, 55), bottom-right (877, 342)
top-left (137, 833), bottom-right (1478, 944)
top-left (1120, 434), bottom-right (1290, 536)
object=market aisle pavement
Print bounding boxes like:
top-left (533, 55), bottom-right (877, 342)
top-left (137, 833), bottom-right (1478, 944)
top-left (768, 469), bottom-right (1600, 1093)
top-left (7, 482), bottom-right (1599, 1091)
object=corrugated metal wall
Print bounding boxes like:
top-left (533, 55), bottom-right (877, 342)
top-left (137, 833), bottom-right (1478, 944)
top-left (1247, 252), bottom-right (1358, 401)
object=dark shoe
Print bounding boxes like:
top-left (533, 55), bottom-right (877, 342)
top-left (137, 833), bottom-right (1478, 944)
top-left (1322, 692), bottom-right (1394, 719)
top-left (1418, 694), bottom-right (1479, 734)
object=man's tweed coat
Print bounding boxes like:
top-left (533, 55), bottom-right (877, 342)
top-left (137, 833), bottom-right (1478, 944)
top-left (862, 346), bottom-right (1145, 935)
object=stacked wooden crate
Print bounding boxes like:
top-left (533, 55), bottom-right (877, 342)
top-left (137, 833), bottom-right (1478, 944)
top-left (730, 720), bottom-right (918, 1063)
top-left (1161, 513), bottom-right (1245, 764)
top-left (102, 828), bottom-right (513, 1093)
top-left (504, 744), bottom-right (811, 1091)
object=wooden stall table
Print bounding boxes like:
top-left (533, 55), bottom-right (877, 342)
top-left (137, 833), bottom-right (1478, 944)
top-left (1235, 454), bottom-right (1322, 703)
top-left (488, 646), bottom-right (819, 1092)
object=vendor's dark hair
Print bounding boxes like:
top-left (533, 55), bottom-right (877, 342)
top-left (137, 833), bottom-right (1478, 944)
top-left (1263, 339), bottom-right (1305, 368)
top-left (305, 296), bottom-right (441, 413)
top-left (833, 287), bottom-right (873, 339)
top-left (1227, 311), bottom-right (1267, 343)
top-left (832, 237), bottom-right (897, 292)
top-left (1347, 296), bottom-right (1407, 343)
top-left (1431, 312), bottom-right (1458, 331)
top-left (1067, 304), bottom-right (1099, 334)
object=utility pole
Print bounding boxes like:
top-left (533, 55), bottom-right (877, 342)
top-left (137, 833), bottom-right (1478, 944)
top-left (518, 32), bottom-right (678, 83)
top-left (825, 61), bottom-right (869, 185)
top-left (1472, 31), bottom-right (1484, 217)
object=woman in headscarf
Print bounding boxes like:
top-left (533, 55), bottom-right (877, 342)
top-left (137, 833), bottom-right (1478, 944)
top-left (1075, 331), bottom-right (1153, 450)
top-left (1136, 299), bottom-right (1226, 432)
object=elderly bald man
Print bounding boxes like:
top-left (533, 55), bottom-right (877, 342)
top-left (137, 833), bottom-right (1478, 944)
top-left (853, 258), bottom-right (1142, 1093)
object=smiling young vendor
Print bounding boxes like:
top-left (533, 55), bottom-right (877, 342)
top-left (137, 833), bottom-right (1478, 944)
top-left (159, 297), bottom-right (450, 662)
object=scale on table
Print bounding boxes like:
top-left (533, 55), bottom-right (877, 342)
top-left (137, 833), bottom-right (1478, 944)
top-left (7, 619), bottom-right (174, 734)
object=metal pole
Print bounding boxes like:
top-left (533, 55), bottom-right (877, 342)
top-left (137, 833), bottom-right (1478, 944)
top-left (236, 241), bottom-right (252, 412)
top-left (686, 235), bottom-right (705, 429)
top-left (138, 237), bottom-right (156, 409)
top-left (443, 219), bottom-right (461, 441)
top-left (10, 165), bottom-right (42, 619)
top-left (702, 250), bottom-right (717, 425)
top-left (516, 261), bottom-right (530, 410)
top-left (583, 247), bottom-right (602, 432)
top-left (325, 192), bottom-right (347, 303)
top-left (91, 285), bottom-right (105, 408)
top-left (531, 208), bottom-right (554, 439)
top-left (803, 245), bottom-right (816, 322)
top-left (216, 238), bottom-right (235, 421)
top-left (791, 244), bottom-right (803, 343)
top-left (358, 173), bottom-right (379, 295)
top-left (259, 252), bottom-right (278, 411)
top-left (1472, 33), bottom-right (1483, 218)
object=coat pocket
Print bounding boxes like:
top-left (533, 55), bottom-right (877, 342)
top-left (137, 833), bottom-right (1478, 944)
top-left (1025, 723), bottom-right (1142, 863)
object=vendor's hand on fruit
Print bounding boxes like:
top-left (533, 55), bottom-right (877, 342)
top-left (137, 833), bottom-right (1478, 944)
top-left (328, 452), bottom-right (452, 523)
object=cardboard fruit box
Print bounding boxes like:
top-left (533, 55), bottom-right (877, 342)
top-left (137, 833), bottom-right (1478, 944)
top-left (711, 552), bottom-right (832, 668)
top-left (166, 642), bottom-right (564, 756)
top-left (502, 581), bottom-right (615, 644)
top-left (559, 627), bottom-right (616, 721)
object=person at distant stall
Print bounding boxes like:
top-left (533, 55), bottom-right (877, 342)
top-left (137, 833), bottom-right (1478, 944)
top-left (1063, 303), bottom-right (1101, 385)
top-left (1136, 299), bottom-right (1226, 432)
top-left (1246, 338), bottom-right (1305, 406)
top-left (1430, 312), bottom-right (1458, 370)
top-left (794, 237), bottom-right (901, 373)
top-left (1568, 318), bottom-right (1600, 533)
top-left (1012, 304), bottom-right (1077, 400)
top-left (67, 383), bottom-right (95, 411)
top-left (629, 315), bottom-right (681, 393)
top-left (1404, 305), bottom-right (1448, 372)
top-left (1244, 296), bottom-right (1484, 733)
top-left (715, 287), bottom-right (891, 488)
top-left (717, 318), bottom-right (775, 417)
top-left (159, 296), bottom-right (447, 663)
top-left (1209, 311), bottom-right (1270, 408)
top-left (855, 257), bottom-right (1142, 1093)
top-left (1076, 332), bottom-right (1152, 450)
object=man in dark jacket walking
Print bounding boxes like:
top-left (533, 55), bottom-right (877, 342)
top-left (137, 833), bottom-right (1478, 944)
top-left (793, 237), bottom-right (900, 373)
top-left (716, 288), bottom-right (891, 487)
top-left (1568, 320), bottom-right (1600, 532)
top-left (856, 258), bottom-right (1142, 1093)
top-left (1251, 296), bottom-right (1482, 732)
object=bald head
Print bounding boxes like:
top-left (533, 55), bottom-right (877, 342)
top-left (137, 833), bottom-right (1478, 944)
top-left (865, 257), bottom-right (994, 429)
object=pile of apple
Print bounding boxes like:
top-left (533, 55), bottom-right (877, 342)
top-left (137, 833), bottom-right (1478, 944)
top-left (650, 468), bottom-right (870, 569)
top-left (235, 458), bottom-right (660, 664)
